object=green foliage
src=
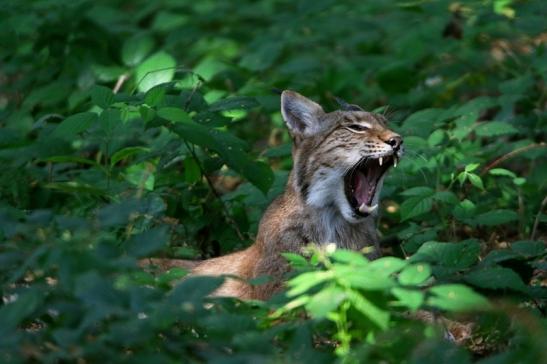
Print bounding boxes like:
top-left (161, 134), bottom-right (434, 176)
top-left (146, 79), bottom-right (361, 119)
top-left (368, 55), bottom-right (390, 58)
top-left (1, 0), bottom-right (546, 363)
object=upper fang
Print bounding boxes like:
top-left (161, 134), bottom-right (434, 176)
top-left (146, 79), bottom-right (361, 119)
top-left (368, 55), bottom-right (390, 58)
top-left (379, 157), bottom-right (383, 166)
top-left (394, 156), bottom-right (398, 168)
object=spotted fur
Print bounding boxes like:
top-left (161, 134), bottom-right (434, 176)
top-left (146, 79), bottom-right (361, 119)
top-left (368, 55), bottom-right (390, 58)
top-left (147, 91), bottom-right (403, 300)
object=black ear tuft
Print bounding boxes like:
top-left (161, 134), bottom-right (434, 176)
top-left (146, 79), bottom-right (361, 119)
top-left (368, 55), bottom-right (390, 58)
top-left (334, 96), bottom-right (364, 112)
top-left (281, 91), bottom-right (325, 137)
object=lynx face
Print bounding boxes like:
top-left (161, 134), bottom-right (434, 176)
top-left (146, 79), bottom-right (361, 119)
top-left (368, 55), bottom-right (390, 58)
top-left (281, 91), bottom-right (403, 223)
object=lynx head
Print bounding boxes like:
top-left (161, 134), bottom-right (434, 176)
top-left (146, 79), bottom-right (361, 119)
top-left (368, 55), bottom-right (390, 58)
top-left (281, 90), bottom-right (403, 224)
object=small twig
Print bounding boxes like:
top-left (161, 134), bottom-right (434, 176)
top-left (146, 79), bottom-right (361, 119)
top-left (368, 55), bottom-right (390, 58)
top-left (113, 74), bottom-right (129, 94)
top-left (480, 142), bottom-right (546, 175)
top-left (531, 195), bottom-right (547, 241)
top-left (183, 141), bottom-right (246, 242)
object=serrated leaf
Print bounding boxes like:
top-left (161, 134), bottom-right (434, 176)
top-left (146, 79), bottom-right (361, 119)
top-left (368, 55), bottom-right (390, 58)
top-left (391, 287), bottom-right (424, 311)
top-left (171, 119), bottom-right (273, 193)
top-left (368, 257), bottom-right (408, 275)
top-left (305, 286), bottom-right (346, 318)
top-left (346, 289), bottom-right (390, 329)
top-left (331, 250), bottom-right (368, 266)
top-left (464, 266), bottom-right (527, 292)
top-left (400, 196), bottom-right (434, 221)
top-left (411, 240), bottom-right (480, 269)
top-left (287, 271), bottom-right (334, 297)
top-left (136, 51), bottom-right (176, 92)
top-left (398, 263), bottom-right (431, 286)
top-left (428, 284), bottom-right (490, 311)
top-left (475, 121), bottom-right (518, 137)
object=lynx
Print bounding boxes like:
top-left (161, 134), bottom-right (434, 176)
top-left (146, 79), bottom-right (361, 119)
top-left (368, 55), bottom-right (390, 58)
top-left (146, 91), bottom-right (403, 300)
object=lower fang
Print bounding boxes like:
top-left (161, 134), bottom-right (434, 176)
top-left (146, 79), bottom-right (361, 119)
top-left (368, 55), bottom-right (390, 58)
top-left (359, 203), bottom-right (378, 214)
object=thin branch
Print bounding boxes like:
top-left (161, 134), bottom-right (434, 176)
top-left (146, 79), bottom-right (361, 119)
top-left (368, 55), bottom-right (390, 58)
top-left (183, 141), bottom-right (246, 242)
top-left (531, 195), bottom-right (547, 241)
top-left (113, 74), bottom-right (128, 94)
top-left (480, 142), bottom-right (546, 176)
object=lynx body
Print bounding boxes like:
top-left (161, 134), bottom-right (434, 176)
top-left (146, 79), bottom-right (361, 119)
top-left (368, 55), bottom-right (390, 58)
top-left (153, 91), bottom-right (403, 300)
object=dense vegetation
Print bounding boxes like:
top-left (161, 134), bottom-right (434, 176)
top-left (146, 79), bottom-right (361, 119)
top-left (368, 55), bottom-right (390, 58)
top-left (1, 0), bottom-right (545, 362)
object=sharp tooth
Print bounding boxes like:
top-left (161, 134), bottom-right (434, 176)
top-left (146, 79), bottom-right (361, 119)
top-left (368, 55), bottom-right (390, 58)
top-left (358, 203), bottom-right (378, 214)
top-left (379, 157), bottom-right (383, 166)
top-left (393, 156), bottom-right (398, 168)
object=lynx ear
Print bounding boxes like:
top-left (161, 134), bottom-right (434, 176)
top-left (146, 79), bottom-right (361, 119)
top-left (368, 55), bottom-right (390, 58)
top-left (281, 90), bottom-right (325, 137)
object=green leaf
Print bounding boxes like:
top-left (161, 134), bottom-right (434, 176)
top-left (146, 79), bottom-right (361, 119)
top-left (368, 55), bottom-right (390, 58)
top-left (475, 209), bottom-right (518, 226)
top-left (110, 146), bottom-right (150, 166)
top-left (169, 276), bottom-right (224, 303)
top-left (464, 266), bottom-right (527, 292)
top-left (184, 157), bottom-right (201, 183)
top-left (122, 34), bottom-right (155, 66)
top-left (91, 85), bottom-right (114, 109)
top-left (368, 257), bottom-right (408, 276)
top-left (428, 284), bottom-right (490, 311)
top-left (306, 286), bottom-right (346, 318)
top-left (144, 85), bottom-right (167, 106)
top-left (281, 253), bottom-right (310, 268)
top-left (411, 240), bottom-right (480, 269)
top-left (52, 112), bottom-right (97, 139)
top-left (400, 196), bottom-right (434, 221)
top-left (334, 266), bottom-right (395, 290)
top-left (171, 119), bottom-right (273, 193)
top-left (136, 51), bottom-right (176, 92)
top-left (0, 289), bottom-right (42, 331)
top-left (464, 163), bottom-right (480, 172)
top-left (208, 96), bottom-right (260, 112)
top-left (475, 121), bottom-right (518, 137)
top-left (427, 129), bottom-right (445, 147)
top-left (391, 287), bottom-right (424, 311)
top-left (157, 107), bottom-right (192, 123)
top-left (489, 168), bottom-right (517, 178)
top-left (400, 186), bottom-right (435, 197)
top-left (467, 173), bottom-right (484, 190)
top-left (453, 199), bottom-right (477, 221)
top-left (511, 240), bottom-right (546, 258)
top-left (126, 226), bottom-right (169, 257)
top-left (331, 250), bottom-right (369, 266)
top-left (346, 289), bottom-right (390, 329)
top-left (125, 162), bottom-right (155, 191)
top-left (398, 263), bottom-right (431, 286)
top-left (287, 271), bottom-right (334, 297)
top-left (451, 111), bottom-right (478, 141)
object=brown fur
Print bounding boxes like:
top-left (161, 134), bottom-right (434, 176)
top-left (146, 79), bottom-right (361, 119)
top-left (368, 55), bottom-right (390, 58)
top-left (143, 91), bottom-right (403, 300)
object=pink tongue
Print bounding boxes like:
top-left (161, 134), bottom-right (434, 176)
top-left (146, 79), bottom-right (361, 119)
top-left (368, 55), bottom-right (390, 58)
top-left (353, 171), bottom-right (372, 206)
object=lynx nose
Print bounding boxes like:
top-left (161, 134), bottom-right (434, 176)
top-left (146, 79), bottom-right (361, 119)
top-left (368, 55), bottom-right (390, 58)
top-left (386, 136), bottom-right (403, 151)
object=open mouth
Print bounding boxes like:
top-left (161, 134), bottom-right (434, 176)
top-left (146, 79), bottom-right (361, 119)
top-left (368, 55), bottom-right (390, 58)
top-left (344, 155), bottom-right (398, 217)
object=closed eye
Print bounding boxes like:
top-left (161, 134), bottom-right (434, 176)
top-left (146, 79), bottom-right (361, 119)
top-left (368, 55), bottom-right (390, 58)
top-left (347, 124), bottom-right (369, 132)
